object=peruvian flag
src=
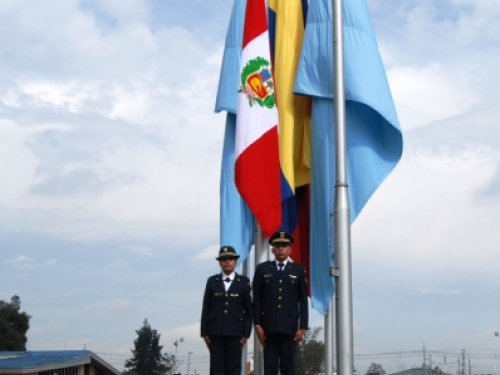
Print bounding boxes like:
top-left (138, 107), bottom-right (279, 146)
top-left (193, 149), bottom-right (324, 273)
top-left (235, 0), bottom-right (281, 238)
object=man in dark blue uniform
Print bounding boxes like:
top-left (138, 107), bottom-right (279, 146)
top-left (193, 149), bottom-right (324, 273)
top-left (200, 246), bottom-right (252, 375)
top-left (253, 231), bottom-right (308, 375)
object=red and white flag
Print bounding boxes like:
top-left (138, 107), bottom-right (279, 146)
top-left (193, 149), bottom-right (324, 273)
top-left (235, 0), bottom-right (281, 238)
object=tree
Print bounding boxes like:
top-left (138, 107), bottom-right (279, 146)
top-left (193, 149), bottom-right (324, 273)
top-left (366, 363), bottom-right (386, 375)
top-left (156, 353), bottom-right (176, 375)
top-left (296, 327), bottom-right (324, 375)
top-left (125, 319), bottom-right (167, 375)
top-left (0, 295), bottom-right (31, 350)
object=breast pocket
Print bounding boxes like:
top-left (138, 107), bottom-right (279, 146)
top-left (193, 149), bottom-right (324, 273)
top-left (263, 274), bottom-right (275, 284)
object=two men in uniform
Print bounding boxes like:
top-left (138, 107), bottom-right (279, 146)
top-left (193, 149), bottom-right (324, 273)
top-left (201, 232), bottom-right (308, 375)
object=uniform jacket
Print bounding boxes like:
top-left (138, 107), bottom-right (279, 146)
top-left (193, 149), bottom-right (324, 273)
top-left (253, 260), bottom-right (308, 335)
top-left (200, 273), bottom-right (252, 338)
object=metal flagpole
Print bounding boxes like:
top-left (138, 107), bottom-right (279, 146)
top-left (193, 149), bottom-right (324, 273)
top-left (324, 298), bottom-right (336, 375)
top-left (241, 257), bottom-right (251, 375)
top-left (254, 224), bottom-right (269, 375)
top-left (331, 0), bottom-right (354, 374)
top-left (325, 210), bottom-right (337, 375)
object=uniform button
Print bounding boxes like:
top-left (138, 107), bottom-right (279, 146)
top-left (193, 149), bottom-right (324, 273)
top-left (278, 305), bottom-right (281, 309)
top-left (278, 296), bottom-right (282, 300)
top-left (279, 280), bottom-right (283, 283)
top-left (279, 288), bottom-right (282, 291)
top-left (225, 302), bottom-right (228, 305)
top-left (224, 310), bottom-right (228, 314)
top-left (225, 293), bottom-right (228, 297)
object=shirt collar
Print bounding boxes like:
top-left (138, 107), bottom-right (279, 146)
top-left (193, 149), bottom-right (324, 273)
top-left (275, 259), bottom-right (290, 268)
top-left (221, 271), bottom-right (236, 280)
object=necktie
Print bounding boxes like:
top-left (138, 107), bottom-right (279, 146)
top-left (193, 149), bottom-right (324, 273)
top-left (278, 263), bottom-right (284, 271)
top-left (224, 277), bottom-right (231, 283)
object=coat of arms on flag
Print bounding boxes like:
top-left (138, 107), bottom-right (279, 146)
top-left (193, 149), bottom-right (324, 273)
top-left (238, 57), bottom-right (275, 109)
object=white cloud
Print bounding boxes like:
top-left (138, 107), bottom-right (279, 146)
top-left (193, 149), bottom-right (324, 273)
top-left (354, 146), bottom-right (500, 279)
top-left (0, 4), bottom-right (225, 244)
top-left (190, 245), bottom-right (220, 262)
top-left (122, 245), bottom-right (156, 257)
top-left (412, 286), bottom-right (462, 295)
top-left (6, 255), bottom-right (56, 270)
top-left (388, 62), bottom-right (479, 129)
top-left (79, 299), bottom-right (139, 315)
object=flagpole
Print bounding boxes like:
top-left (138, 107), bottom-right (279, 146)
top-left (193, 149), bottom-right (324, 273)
top-left (254, 224), bottom-right (268, 375)
top-left (325, 206), bottom-right (337, 375)
top-left (332, 1), bottom-right (354, 375)
top-left (324, 298), bottom-right (336, 375)
top-left (241, 257), bottom-right (251, 375)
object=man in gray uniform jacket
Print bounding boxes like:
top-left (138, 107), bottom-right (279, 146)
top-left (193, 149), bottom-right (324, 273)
top-left (200, 246), bottom-right (252, 375)
top-left (253, 231), bottom-right (308, 375)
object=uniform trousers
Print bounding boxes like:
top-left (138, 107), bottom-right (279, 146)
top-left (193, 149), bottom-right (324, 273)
top-left (209, 336), bottom-right (242, 375)
top-left (263, 333), bottom-right (296, 375)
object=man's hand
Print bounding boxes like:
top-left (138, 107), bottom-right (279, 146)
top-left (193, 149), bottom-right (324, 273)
top-left (240, 337), bottom-right (247, 349)
top-left (203, 336), bottom-right (210, 349)
top-left (255, 326), bottom-right (266, 347)
top-left (294, 329), bottom-right (305, 347)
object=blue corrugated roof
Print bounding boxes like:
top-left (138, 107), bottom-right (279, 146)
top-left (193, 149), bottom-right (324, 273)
top-left (0, 351), bottom-right (90, 369)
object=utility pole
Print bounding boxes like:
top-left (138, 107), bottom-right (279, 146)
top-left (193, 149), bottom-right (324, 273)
top-left (187, 352), bottom-right (193, 375)
top-left (461, 350), bottom-right (466, 375)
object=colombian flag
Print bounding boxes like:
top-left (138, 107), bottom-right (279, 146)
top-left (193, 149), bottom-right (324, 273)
top-left (268, 0), bottom-right (311, 292)
top-left (235, 0), bottom-right (281, 239)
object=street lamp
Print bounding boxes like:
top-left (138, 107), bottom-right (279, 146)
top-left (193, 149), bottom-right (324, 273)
top-left (173, 338), bottom-right (184, 373)
top-left (187, 352), bottom-right (193, 375)
top-left (174, 337), bottom-right (184, 357)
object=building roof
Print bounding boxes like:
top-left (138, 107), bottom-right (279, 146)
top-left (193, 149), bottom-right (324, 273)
top-left (0, 351), bottom-right (121, 375)
top-left (389, 368), bottom-right (449, 375)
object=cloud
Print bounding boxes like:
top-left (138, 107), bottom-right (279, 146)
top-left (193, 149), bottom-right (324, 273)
top-left (0, 0), bottom-right (226, 245)
top-left (411, 286), bottom-right (462, 295)
top-left (355, 149), bottom-right (500, 277)
top-left (474, 162), bottom-right (500, 199)
top-left (388, 62), bottom-right (479, 129)
top-left (161, 323), bottom-right (201, 345)
top-left (6, 255), bottom-right (56, 270)
top-left (121, 245), bottom-right (156, 258)
top-left (79, 299), bottom-right (139, 315)
top-left (372, 0), bottom-right (500, 130)
top-left (190, 245), bottom-right (220, 263)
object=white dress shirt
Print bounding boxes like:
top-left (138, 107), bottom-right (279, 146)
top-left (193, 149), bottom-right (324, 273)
top-left (221, 271), bottom-right (236, 291)
top-left (275, 259), bottom-right (290, 271)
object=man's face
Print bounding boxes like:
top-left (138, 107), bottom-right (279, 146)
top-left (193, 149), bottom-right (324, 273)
top-left (272, 243), bottom-right (291, 262)
top-left (219, 257), bottom-right (237, 274)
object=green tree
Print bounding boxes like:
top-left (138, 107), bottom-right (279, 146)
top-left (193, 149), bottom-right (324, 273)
top-left (296, 327), bottom-right (324, 375)
top-left (366, 363), bottom-right (386, 375)
top-left (124, 319), bottom-right (166, 375)
top-left (0, 295), bottom-right (31, 350)
top-left (156, 353), bottom-right (176, 375)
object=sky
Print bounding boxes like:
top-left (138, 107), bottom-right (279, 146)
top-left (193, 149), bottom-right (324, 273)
top-left (1, 0), bottom-right (500, 374)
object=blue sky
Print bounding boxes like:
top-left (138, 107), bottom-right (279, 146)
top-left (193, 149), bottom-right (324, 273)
top-left (1, 0), bottom-right (500, 374)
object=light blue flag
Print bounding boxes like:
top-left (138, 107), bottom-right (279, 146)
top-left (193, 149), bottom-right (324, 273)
top-left (294, 0), bottom-right (404, 313)
top-left (215, 0), bottom-right (255, 264)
